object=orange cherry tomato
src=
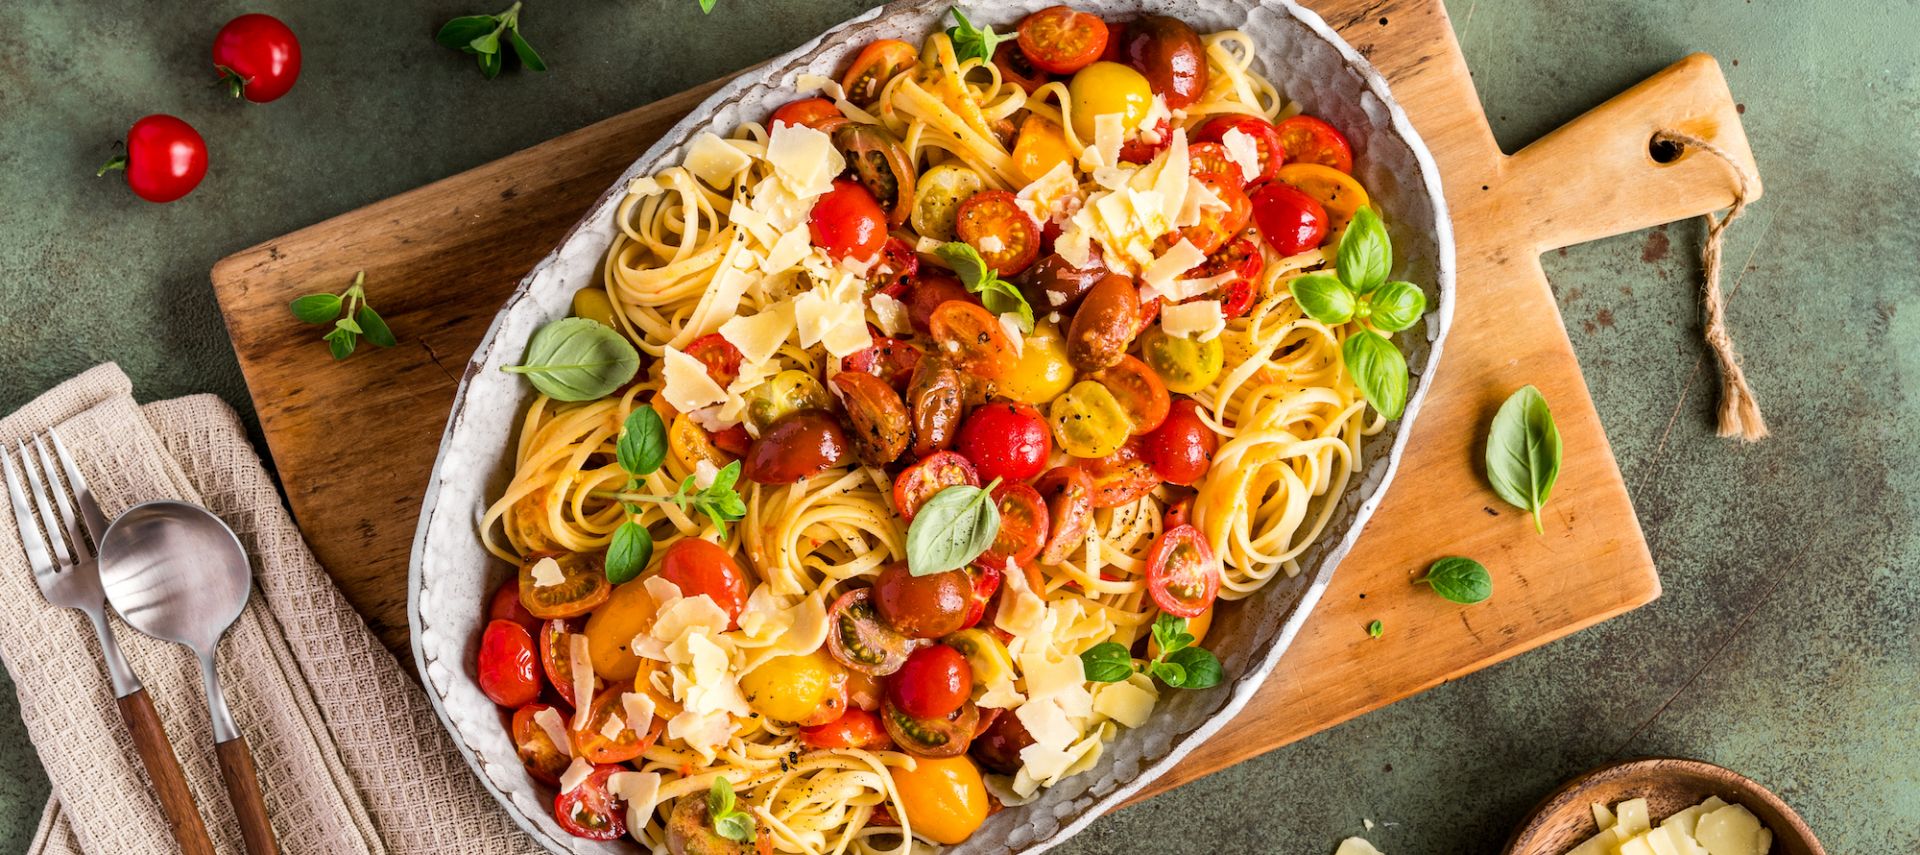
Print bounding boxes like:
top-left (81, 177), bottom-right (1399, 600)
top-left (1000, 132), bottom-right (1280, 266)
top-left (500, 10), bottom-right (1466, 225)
top-left (657, 537), bottom-right (754, 629)
top-left (1010, 115), bottom-right (1075, 186)
top-left (518, 551), bottom-right (611, 620)
top-left (811, 178), bottom-right (889, 263)
top-left (769, 97), bottom-right (848, 133)
top-left (1090, 355), bottom-right (1171, 434)
top-left (570, 680), bottom-right (664, 764)
top-left (553, 764), bottom-right (628, 840)
top-left (510, 702), bottom-right (571, 785)
top-left (538, 617), bottom-right (596, 707)
top-left (954, 190), bottom-right (1041, 276)
top-left (840, 39), bottom-right (916, 108)
top-left (1145, 524), bottom-right (1220, 617)
top-left (800, 707), bottom-right (894, 750)
top-left (903, 271), bottom-right (980, 334)
top-left (1141, 398), bottom-right (1217, 486)
top-left (833, 370), bottom-right (911, 467)
top-left (1017, 5), bottom-right (1110, 75)
top-left (982, 481), bottom-right (1048, 567)
top-left (1034, 466), bottom-right (1095, 565)
top-left (1250, 181), bottom-right (1329, 256)
top-left (992, 42), bottom-right (1050, 95)
top-left (478, 619), bottom-right (541, 707)
top-left (1067, 274), bottom-right (1143, 372)
top-left (1194, 115), bottom-right (1286, 185)
top-left (1080, 438), bottom-right (1159, 508)
top-left (683, 333), bottom-right (743, 387)
top-left (893, 451), bottom-right (979, 522)
top-left (929, 302), bottom-right (1019, 379)
top-left (1274, 114), bottom-right (1354, 173)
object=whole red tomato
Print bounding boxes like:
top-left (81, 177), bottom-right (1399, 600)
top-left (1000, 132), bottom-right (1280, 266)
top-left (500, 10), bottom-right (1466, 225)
top-left (954, 402), bottom-right (1051, 482)
top-left (213, 14), bottom-right (303, 103)
top-left (476, 619), bottom-right (541, 707)
top-left (809, 179), bottom-right (889, 263)
top-left (889, 643), bottom-right (972, 719)
top-left (98, 115), bottom-right (208, 204)
top-left (1250, 181), bottom-right (1329, 256)
top-left (658, 538), bottom-right (754, 629)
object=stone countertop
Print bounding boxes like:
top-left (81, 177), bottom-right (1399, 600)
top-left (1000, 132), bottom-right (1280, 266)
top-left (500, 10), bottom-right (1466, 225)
top-left (0, 0), bottom-right (1914, 851)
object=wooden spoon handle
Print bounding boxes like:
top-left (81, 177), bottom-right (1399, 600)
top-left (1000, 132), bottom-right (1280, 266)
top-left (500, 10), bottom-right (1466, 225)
top-left (115, 689), bottom-right (216, 855)
top-left (215, 735), bottom-right (279, 855)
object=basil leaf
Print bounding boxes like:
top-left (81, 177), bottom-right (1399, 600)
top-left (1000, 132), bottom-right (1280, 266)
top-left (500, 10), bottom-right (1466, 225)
top-left (1418, 556), bottom-right (1493, 604)
top-left (1079, 642), bottom-right (1133, 683)
top-left (938, 242), bottom-right (1035, 332)
top-left (1365, 280), bottom-right (1427, 333)
top-left (356, 304), bottom-right (398, 348)
top-left (502, 317), bottom-right (641, 401)
top-left (977, 283), bottom-right (1035, 332)
top-left (714, 812), bottom-right (754, 844)
top-left (1164, 647), bottom-right (1221, 689)
top-left (935, 241), bottom-right (991, 288)
top-left (905, 481), bottom-right (1001, 576)
top-left (325, 327), bottom-right (357, 361)
top-left (1150, 659), bottom-right (1187, 687)
top-left (707, 778), bottom-right (734, 822)
top-left (1337, 206), bottom-right (1391, 294)
top-left (506, 29), bottom-right (547, 72)
top-left (1341, 331), bottom-right (1409, 420)
top-left (435, 15), bottom-right (498, 51)
top-left (1290, 273), bottom-right (1355, 325)
top-left (617, 406), bottom-right (667, 476)
top-left (290, 293), bottom-right (343, 324)
top-left (1485, 385), bottom-right (1561, 532)
top-left (606, 521), bottom-right (652, 584)
top-left (1367, 619), bottom-right (1384, 639)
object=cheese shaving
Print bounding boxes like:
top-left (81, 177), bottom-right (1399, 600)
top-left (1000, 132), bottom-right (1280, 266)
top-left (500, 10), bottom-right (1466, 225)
top-left (559, 757), bottom-right (594, 793)
top-left (661, 346), bottom-right (728, 414)
top-left (528, 556), bottom-right (564, 588)
top-left (1219, 126), bottom-right (1262, 184)
top-left (532, 706), bottom-right (572, 757)
top-left (569, 633), bottom-right (596, 730)
top-left (1160, 299), bottom-right (1226, 341)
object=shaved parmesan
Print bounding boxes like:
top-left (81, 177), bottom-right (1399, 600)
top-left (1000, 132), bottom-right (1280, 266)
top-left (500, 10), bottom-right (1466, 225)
top-left (760, 226), bottom-right (813, 273)
top-left (994, 559), bottom-right (1048, 637)
top-left (610, 771), bottom-right (662, 816)
top-left (1335, 838), bottom-right (1387, 855)
top-left (718, 302), bottom-right (794, 365)
top-left (599, 712), bottom-right (626, 741)
top-left (693, 459), bottom-right (721, 490)
top-left (1140, 239), bottom-right (1207, 295)
top-left (569, 633), bottom-right (596, 730)
top-left (1136, 94), bottom-right (1171, 136)
top-left (627, 175), bottom-right (665, 197)
top-left (1161, 299), bottom-right (1225, 341)
top-left (559, 757), bottom-right (594, 793)
top-left (999, 313), bottom-right (1026, 357)
top-left (1015, 161), bottom-right (1080, 223)
top-left (529, 556), bottom-right (564, 588)
top-left (661, 346), bottom-right (728, 414)
top-left (792, 72), bottom-right (846, 101)
top-left (869, 292), bottom-right (910, 336)
top-left (976, 234), bottom-right (1005, 253)
top-left (684, 133), bottom-right (754, 189)
top-left (1092, 674), bottom-right (1157, 728)
top-left (1079, 113), bottom-right (1125, 171)
top-left (532, 706), bottom-right (572, 757)
top-left (621, 692), bottom-right (656, 734)
top-left (764, 122), bottom-right (843, 198)
top-left (1220, 126), bottom-right (1262, 184)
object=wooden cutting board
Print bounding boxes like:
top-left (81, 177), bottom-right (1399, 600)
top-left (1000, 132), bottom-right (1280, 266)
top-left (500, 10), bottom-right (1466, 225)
top-left (209, 0), bottom-right (1758, 805)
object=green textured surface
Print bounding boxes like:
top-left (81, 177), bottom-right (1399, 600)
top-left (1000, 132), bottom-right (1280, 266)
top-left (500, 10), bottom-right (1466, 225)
top-left (1, 0), bottom-right (1915, 852)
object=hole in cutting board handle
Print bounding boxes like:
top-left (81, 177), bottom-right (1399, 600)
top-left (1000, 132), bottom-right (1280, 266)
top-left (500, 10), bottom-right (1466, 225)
top-left (1648, 134), bottom-right (1686, 164)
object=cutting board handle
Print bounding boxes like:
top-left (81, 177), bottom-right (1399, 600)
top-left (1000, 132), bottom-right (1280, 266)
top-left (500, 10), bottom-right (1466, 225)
top-left (1495, 53), bottom-right (1762, 254)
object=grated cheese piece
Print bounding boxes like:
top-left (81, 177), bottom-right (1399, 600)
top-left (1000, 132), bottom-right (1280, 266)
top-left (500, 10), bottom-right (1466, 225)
top-left (976, 234), bottom-right (1005, 253)
top-left (999, 313), bottom-right (1026, 357)
top-left (1136, 94), bottom-right (1170, 136)
top-left (609, 771), bottom-right (662, 821)
top-left (1079, 113), bottom-right (1126, 171)
top-left (532, 706), bottom-right (572, 757)
top-left (528, 556), bottom-right (564, 588)
top-left (1176, 174), bottom-right (1227, 228)
top-left (1220, 126), bottom-right (1262, 184)
top-left (683, 133), bottom-right (754, 189)
top-left (1015, 161), bottom-right (1080, 223)
top-left (760, 227), bottom-right (813, 273)
top-left (792, 72), bottom-right (846, 101)
top-left (569, 633), bottom-right (596, 730)
top-left (1160, 299), bottom-right (1225, 341)
top-left (661, 346), bottom-right (728, 414)
top-left (718, 302), bottom-right (794, 366)
top-left (1091, 673), bottom-right (1158, 728)
top-left (559, 757), bottom-right (594, 793)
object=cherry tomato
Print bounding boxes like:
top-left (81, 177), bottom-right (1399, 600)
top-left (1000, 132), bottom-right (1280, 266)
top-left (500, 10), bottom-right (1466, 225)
top-left (835, 124), bottom-right (917, 227)
top-left (903, 272), bottom-right (980, 334)
top-left (1141, 325), bottom-right (1224, 395)
top-left (1170, 173), bottom-right (1252, 257)
top-left (1119, 15), bottom-right (1208, 109)
top-left (906, 359), bottom-right (966, 457)
top-left (658, 537), bottom-right (753, 628)
top-left (1018, 251), bottom-right (1109, 315)
top-left (1187, 141), bottom-right (1243, 183)
top-left (826, 587), bottom-right (918, 676)
top-left (1194, 115), bottom-right (1287, 185)
top-left (583, 578), bottom-right (662, 681)
top-left (1067, 274), bottom-right (1143, 372)
top-left (668, 412), bottom-right (732, 474)
top-left (711, 423), bottom-right (752, 457)
top-left (770, 97), bottom-right (847, 132)
top-left (891, 644), bottom-right (973, 719)
top-left (1017, 5), bottom-right (1110, 74)
top-left (478, 619), bottom-right (541, 707)
top-left (212, 14), bottom-right (301, 103)
top-left (1082, 438), bottom-right (1159, 508)
top-left (982, 482), bottom-right (1048, 567)
top-left (841, 39), bottom-right (916, 108)
top-left (833, 370), bottom-right (911, 466)
top-left (488, 577), bottom-right (541, 634)
top-left (959, 562), bottom-right (1004, 629)
top-left (510, 702), bottom-right (571, 785)
top-left (1067, 61), bottom-right (1153, 142)
top-left (538, 617), bottom-right (594, 707)
top-left (881, 698), bottom-right (979, 760)
top-left (997, 319), bottom-right (1076, 405)
top-left (684, 333), bottom-right (743, 387)
top-left (892, 755), bottom-right (989, 844)
top-left (553, 764), bottom-right (628, 841)
top-left (893, 451), bottom-right (979, 522)
top-left (954, 403), bottom-right (1051, 482)
top-left (800, 707), bottom-right (894, 750)
top-left (1049, 380), bottom-right (1132, 459)
top-left (1250, 181), bottom-right (1330, 256)
top-left (99, 115), bottom-right (207, 204)
top-left (873, 561), bottom-right (972, 639)
top-left (1141, 399), bottom-right (1217, 486)
top-left (571, 680), bottom-right (663, 764)
top-left (741, 369), bottom-right (832, 433)
top-left (954, 190), bottom-right (1040, 276)
top-left (843, 335), bottom-right (924, 391)
top-left (1119, 117), bottom-right (1171, 164)
top-left (1034, 466), bottom-right (1095, 565)
top-left (970, 707), bottom-right (1036, 775)
top-left (1145, 524), bottom-right (1220, 617)
top-left (1162, 492), bottom-right (1195, 530)
top-left (868, 237), bottom-right (919, 298)
top-left (992, 42), bottom-right (1051, 95)
top-left (1090, 355), bottom-right (1171, 434)
top-left (810, 179), bottom-right (889, 263)
top-left (1274, 114), bottom-right (1355, 173)
top-left (519, 552), bottom-right (611, 620)
top-left (740, 650), bottom-right (849, 726)
top-left (1276, 162), bottom-right (1371, 235)
top-left (1010, 114), bottom-right (1076, 186)
top-left (743, 409), bottom-right (850, 484)
top-left (929, 302), bottom-right (1019, 380)
top-left (1190, 234), bottom-right (1265, 318)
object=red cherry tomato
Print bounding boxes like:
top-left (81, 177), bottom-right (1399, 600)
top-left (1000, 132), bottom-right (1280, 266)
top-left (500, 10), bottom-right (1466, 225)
top-left (1017, 6), bottom-right (1110, 75)
top-left (553, 764), bottom-right (628, 840)
top-left (1274, 115), bottom-right (1354, 173)
top-left (982, 481), bottom-right (1049, 567)
top-left (212, 14), bottom-right (302, 103)
top-left (570, 680), bottom-right (663, 764)
top-left (903, 272), bottom-right (980, 334)
top-left (1119, 117), bottom-right (1172, 165)
top-left (658, 538), bottom-right (754, 629)
top-left (800, 707), bottom-right (894, 750)
top-left (826, 587), bottom-right (919, 675)
top-left (488, 577), bottom-right (541, 634)
top-left (893, 451), bottom-right (980, 523)
top-left (477, 619), bottom-right (541, 707)
top-left (840, 39), bottom-right (918, 108)
top-left (1194, 115), bottom-right (1286, 185)
top-left (1080, 438), bottom-right (1159, 508)
top-left (873, 562), bottom-right (972, 640)
top-left (538, 617), bottom-right (594, 707)
top-left (1162, 493), bottom-right (1194, 530)
top-left (955, 190), bottom-right (1041, 276)
top-left (1189, 235), bottom-right (1265, 319)
top-left (954, 403), bottom-right (1052, 483)
top-left (960, 562), bottom-right (1004, 629)
top-left (992, 42), bottom-right (1051, 95)
top-left (1145, 524), bottom-right (1220, 617)
top-left (843, 335), bottom-right (924, 391)
top-left (869, 237), bottom-right (919, 298)
top-left (810, 179), bottom-right (889, 263)
top-left (711, 423), bottom-right (752, 457)
top-left (1187, 141), bottom-right (1242, 183)
top-left (683, 333), bottom-right (743, 387)
top-left (1250, 181), bottom-right (1330, 256)
top-left (1033, 466), bottom-right (1095, 565)
top-left (770, 97), bottom-right (848, 132)
top-left (890, 644), bottom-right (973, 719)
top-left (1169, 173), bottom-right (1252, 257)
top-left (99, 115), bottom-right (207, 204)
top-left (1141, 399), bottom-right (1217, 486)
top-left (510, 702), bottom-right (571, 785)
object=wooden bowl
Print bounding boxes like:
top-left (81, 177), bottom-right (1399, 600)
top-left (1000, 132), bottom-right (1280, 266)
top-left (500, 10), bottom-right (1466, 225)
top-left (1502, 757), bottom-right (1824, 855)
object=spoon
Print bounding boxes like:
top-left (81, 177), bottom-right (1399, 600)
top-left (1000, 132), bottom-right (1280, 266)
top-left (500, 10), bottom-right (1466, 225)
top-left (98, 500), bottom-right (279, 855)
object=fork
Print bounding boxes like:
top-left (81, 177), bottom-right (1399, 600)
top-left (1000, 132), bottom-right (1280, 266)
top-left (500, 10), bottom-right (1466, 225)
top-left (4, 431), bottom-right (216, 855)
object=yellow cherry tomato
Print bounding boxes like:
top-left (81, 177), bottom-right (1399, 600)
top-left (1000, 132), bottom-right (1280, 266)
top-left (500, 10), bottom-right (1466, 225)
top-left (998, 320), bottom-right (1075, 404)
top-left (1276, 163), bottom-right (1370, 235)
top-left (891, 755), bottom-right (989, 845)
top-left (1011, 115), bottom-right (1074, 186)
top-left (668, 413), bottom-right (731, 474)
top-left (942, 629), bottom-right (1014, 697)
top-left (739, 650), bottom-right (849, 727)
top-left (1140, 326), bottom-right (1224, 395)
top-left (1049, 380), bottom-right (1133, 458)
top-left (1148, 607), bottom-right (1214, 659)
top-left (741, 369), bottom-right (832, 432)
top-left (570, 287), bottom-right (619, 328)
top-left (583, 578), bottom-right (661, 681)
top-left (911, 162), bottom-right (987, 242)
top-left (1068, 61), bottom-right (1153, 143)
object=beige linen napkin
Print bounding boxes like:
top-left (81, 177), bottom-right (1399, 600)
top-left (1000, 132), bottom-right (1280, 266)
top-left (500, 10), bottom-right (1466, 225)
top-left (0, 364), bottom-right (538, 855)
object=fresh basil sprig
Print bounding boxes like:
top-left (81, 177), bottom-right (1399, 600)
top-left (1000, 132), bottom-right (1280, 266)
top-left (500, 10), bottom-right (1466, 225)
top-left (290, 270), bottom-right (397, 360)
top-left (1288, 207), bottom-right (1427, 419)
top-left (437, 2), bottom-right (547, 80)
top-left (706, 778), bottom-right (755, 844)
top-left (502, 317), bottom-right (640, 401)
top-left (1080, 615), bottom-right (1223, 690)
top-left (945, 7), bottom-right (1012, 66)
top-left (1417, 556), bottom-right (1492, 604)
top-left (593, 460), bottom-right (748, 542)
top-left (936, 242), bottom-right (1034, 332)
top-left (905, 478), bottom-right (1002, 576)
top-left (1485, 385), bottom-right (1562, 532)
top-left (593, 407), bottom-right (747, 582)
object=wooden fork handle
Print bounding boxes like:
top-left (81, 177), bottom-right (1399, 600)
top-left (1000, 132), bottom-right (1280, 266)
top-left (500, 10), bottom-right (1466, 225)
top-left (115, 689), bottom-right (216, 855)
top-left (215, 735), bottom-right (279, 855)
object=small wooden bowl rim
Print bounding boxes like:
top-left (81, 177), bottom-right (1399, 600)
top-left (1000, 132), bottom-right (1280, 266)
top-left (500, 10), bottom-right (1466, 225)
top-left (1501, 756), bottom-right (1824, 855)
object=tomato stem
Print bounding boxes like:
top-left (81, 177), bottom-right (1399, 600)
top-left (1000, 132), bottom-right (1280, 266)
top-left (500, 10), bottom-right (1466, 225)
top-left (95, 155), bottom-right (128, 177)
top-left (214, 65), bottom-right (252, 99)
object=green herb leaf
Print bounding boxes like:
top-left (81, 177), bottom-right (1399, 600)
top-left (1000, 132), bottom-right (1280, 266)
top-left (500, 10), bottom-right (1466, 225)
top-left (1485, 385), bottom-right (1561, 532)
top-left (904, 479), bottom-right (1002, 576)
top-left (617, 407), bottom-right (667, 477)
top-left (356, 304), bottom-right (398, 348)
top-left (714, 812), bottom-right (754, 843)
top-left (1418, 556), bottom-right (1493, 604)
top-left (1365, 280), bottom-right (1427, 333)
top-left (290, 294), bottom-right (343, 324)
top-left (469, 28), bottom-right (503, 55)
top-left (335, 315), bottom-right (363, 335)
top-left (435, 15), bottom-right (499, 51)
top-left (945, 7), bottom-right (1012, 66)
top-left (699, 0), bottom-right (719, 12)
top-left (1164, 647), bottom-right (1221, 688)
top-left (706, 778), bottom-right (754, 843)
top-left (1337, 207), bottom-right (1391, 294)
top-left (1149, 659), bottom-right (1187, 686)
top-left (606, 520), bottom-right (653, 584)
top-left (707, 778), bottom-right (735, 824)
top-left (1367, 619), bottom-right (1383, 639)
top-left (478, 48), bottom-right (504, 79)
top-left (506, 29), bottom-right (547, 71)
top-left (1290, 273), bottom-right (1356, 325)
top-left (502, 317), bottom-right (641, 401)
top-left (1079, 642), bottom-right (1133, 683)
top-left (1342, 331), bottom-right (1409, 419)
top-left (324, 327), bottom-right (357, 361)
top-left (936, 241), bottom-right (1033, 331)
top-left (1149, 614), bottom-right (1190, 656)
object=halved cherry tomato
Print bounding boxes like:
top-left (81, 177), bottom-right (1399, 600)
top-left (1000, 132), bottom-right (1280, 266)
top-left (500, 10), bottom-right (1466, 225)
top-left (903, 272), bottom-right (979, 334)
top-left (992, 42), bottom-right (1050, 95)
top-left (1090, 355), bottom-right (1171, 434)
top-left (583, 578), bottom-right (662, 681)
top-left (906, 358), bottom-right (965, 457)
top-left (841, 39), bottom-right (917, 108)
top-left (478, 619), bottom-right (542, 707)
top-left (519, 552), bottom-right (611, 620)
top-left (669, 412), bottom-right (732, 473)
top-left (741, 370), bottom-right (832, 433)
top-left (1145, 524), bottom-right (1220, 617)
top-left (1141, 398), bottom-right (1217, 486)
top-left (1195, 115), bottom-right (1286, 185)
top-left (1119, 117), bottom-right (1171, 164)
top-left (1010, 115), bottom-right (1075, 186)
top-left (969, 706), bottom-right (1036, 775)
top-left (800, 707), bottom-right (894, 750)
top-left (1017, 5), bottom-right (1109, 74)
top-left (810, 179), bottom-right (889, 263)
top-left (826, 588), bottom-right (918, 676)
top-left (571, 680), bottom-right (663, 764)
top-left (684, 333), bottom-right (743, 387)
top-left (769, 97), bottom-right (847, 133)
top-left (954, 403), bottom-right (1051, 482)
top-left (835, 124), bottom-right (917, 227)
top-left (1276, 162), bottom-right (1371, 235)
top-left (553, 764), bottom-right (628, 840)
top-left (959, 562), bottom-right (1004, 629)
top-left (833, 370), bottom-right (911, 466)
top-left (929, 302), bottom-right (1019, 379)
top-left (882, 698), bottom-right (979, 759)
top-left (843, 335), bottom-right (924, 391)
top-left (538, 617), bottom-right (595, 707)
top-left (743, 409), bottom-right (850, 485)
top-left (982, 482), bottom-right (1048, 567)
top-left (1189, 234), bottom-right (1265, 318)
top-left (1141, 325), bottom-right (1224, 395)
top-left (658, 537), bottom-right (753, 628)
top-left (1049, 380), bottom-right (1133, 458)
top-left (489, 577), bottom-right (541, 634)
top-left (711, 424), bottom-right (752, 457)
top-left (1068, 274), bottom-right (1143, 372)
top-left (1019, 251), bottom-right (1108, 315)
top-left (1034, 466), bottom-right (1095, 565)
top-left (1274, 114), bottom-right (1354, 173)
top-left (891, 644), bottom-right (973, 719)
top-left (510, 702), bottom-right (571, 785)
top-left (1187, 141), bottom-right (1243, 183)
top-left (873, 561), bottom-right (971, 639)
top-left (1082, 438), bottom-right (1159, 508)
top-left (954, 190), bottom-right (1040, 276)
top-left (1170, 173), bottom-right (1252, 256)
top-left (1250, 181), bottom-right (1330, 256)
top-left (893, 451), bottom-right (978, 522)
top-left (868, 237), bottom-right (918, 298)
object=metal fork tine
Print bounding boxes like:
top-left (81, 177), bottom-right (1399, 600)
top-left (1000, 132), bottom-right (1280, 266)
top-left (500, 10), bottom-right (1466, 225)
top-left (1, 448), bottom-right (56, 578)
top-left (18, 442), bottom-right (74, 567)
top-left (31, 437), bottom-right (91, 563)
top-left (46, 430), bottom-right (107, 548)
